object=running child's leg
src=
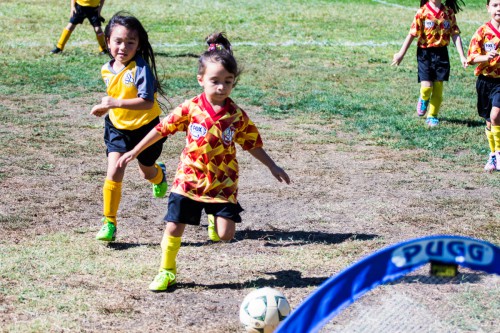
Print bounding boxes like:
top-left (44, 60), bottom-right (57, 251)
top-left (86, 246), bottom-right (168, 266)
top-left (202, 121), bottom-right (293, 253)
top-left (491, 107), bottom-right (500, 171)
top-left (150, 222), bottom-right (185, 291)
top-left (52, 23), bottom-right (76, 53)
top-left (96, 152), bottom-right (125, 241)
top-left (138, 162), bottom-right (168, 198)
top-left (418, 81), bottom-right (432, 117)
top-left (213, 216), bottom-right (236, 241)
top-left (93, 26), bottom-right (107, 54)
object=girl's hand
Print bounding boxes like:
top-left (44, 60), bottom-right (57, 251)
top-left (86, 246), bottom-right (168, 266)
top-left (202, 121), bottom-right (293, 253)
top-left (270, 165), bottom-right (291, 185)
top-left (116, 151), bottom-right (137, 168)
top-left (487, 50), bottom-right (499, 61)
top-left (461, 56), bottom-right (468, 69)
top-left (391, 52), bottom-right (404, 66)
top-left (90, 104), bottom-right (109, 117)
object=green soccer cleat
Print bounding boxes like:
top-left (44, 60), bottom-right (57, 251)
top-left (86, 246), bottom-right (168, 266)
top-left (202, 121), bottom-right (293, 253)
top-left (152, 162), bottom-right (168, 198)
top-left (149, 269), bottom-right (176, 292)
top-left (207, 214), bottom-right (220, 242)
top-left (95, 218), bottom-right (116, 242)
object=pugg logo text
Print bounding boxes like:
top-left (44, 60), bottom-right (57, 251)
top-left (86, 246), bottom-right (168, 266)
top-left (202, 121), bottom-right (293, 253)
top-left (391, 238), bottom-right (494, 268)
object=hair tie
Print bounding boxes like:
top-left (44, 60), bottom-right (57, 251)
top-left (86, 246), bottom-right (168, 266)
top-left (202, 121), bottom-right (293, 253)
top-left (208, 43), bottom-right (224, 52)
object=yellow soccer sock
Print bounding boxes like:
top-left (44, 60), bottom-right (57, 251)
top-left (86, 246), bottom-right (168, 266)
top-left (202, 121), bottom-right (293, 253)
top-left (491, 125), bottom-right (500, 153)
top-left (160, 234), bottom-right (181, 272)
top-left (485, 127), bottom-right (496, 153)
top-left (102, 179), bottom-right (122, 225)
top-left (96, 32), bottom-right (107, 52)
top-left (420, 86), bottom-right (432, 101)
top-left (148, 163), bottom-right (164, 185)
top-left (56, 28), bottom-right (72, 50)
top-left (428, 81), bottom-right (443, 118)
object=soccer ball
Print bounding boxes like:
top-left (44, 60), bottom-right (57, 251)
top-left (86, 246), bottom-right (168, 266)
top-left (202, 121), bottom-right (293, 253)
top-left (239, 287), bottom-right (291, 333)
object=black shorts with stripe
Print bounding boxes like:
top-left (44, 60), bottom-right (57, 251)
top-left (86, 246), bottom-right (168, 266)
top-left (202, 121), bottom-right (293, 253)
top-left (104, 115), bottom-right (166, 167)
top-left (475, 75), bottom-right (500, 122)
top-left (70, 3), bottom-right (102, 27)
top-left (165, 192), bottom-right (244, 225)
top-left (417, 46), bottom-right (450, 83)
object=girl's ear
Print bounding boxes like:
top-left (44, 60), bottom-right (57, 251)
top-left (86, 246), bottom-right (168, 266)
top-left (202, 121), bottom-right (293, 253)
top-left (197, 74), bottom-right (204, 87)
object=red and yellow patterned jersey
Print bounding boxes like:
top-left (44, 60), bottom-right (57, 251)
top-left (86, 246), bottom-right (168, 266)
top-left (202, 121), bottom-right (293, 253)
top-left (155, 93), bottom-right (263, 204)
top-left (409, 3), bottom-right (460, 48)
top-left (467, 22), bottom-right (500, 78)
top-left (76, 0), bottom-right (101, 7)
top-left (101, 56), bottom-right (162, 130)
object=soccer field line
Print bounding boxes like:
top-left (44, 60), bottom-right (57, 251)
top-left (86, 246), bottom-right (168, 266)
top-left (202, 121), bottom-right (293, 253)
top-left (19, 39), bottom-right (402, 49)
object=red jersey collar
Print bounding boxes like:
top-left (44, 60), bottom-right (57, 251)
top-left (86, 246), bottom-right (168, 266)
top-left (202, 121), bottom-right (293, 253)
top-left (487, 21), bottom-right (500, 39)
top-left (425, 2), bottom-right (443, 17)
top-left (200, 92), bottom-right (233, 119)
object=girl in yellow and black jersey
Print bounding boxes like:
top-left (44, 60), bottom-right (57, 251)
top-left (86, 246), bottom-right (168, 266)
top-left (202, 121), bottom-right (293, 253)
top-left (392, 0), bottom-right (467, 127)
top-left (90, 12), bottom-right (168, 242)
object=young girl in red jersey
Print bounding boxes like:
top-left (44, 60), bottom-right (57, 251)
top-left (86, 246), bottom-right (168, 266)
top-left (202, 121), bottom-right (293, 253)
top-left (392, 0), bottom-right (467, 127)
top-left (91, 12), bottom-right (168, 242)
top-left (467, 0), bottom-right (500, 172)
top-left (117, 32), bottom-right (291, 291)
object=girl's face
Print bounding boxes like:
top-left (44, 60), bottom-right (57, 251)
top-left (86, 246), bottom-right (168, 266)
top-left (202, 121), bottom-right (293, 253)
top-left (107, 25), bottom-right (139, 66)
top-left (197, 61), bottom-right (235, 107)
top-left (488, 0), bottom-right (500, 21)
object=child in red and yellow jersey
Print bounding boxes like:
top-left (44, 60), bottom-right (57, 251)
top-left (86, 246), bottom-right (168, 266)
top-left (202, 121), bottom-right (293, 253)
top-left (392, 0), bottom-right (467, 127)
top-left (91, 12), bottom-right (168, 242)
top-left (467, 0), bottom-right (500, 172)
top-left (51, 0), bottom-right (107, 54)
top-left (117, 32), bottom-right (291, 292)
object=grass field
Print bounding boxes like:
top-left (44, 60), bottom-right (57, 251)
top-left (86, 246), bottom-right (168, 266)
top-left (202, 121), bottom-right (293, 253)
top-left (0, 0), bottom-right (499, 332)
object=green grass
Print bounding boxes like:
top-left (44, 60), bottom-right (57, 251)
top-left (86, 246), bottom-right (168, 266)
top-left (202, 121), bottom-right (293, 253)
top-left (0, 0), bottom-right (498, 331)
top-left (1, 0), bottom-right (492, 160)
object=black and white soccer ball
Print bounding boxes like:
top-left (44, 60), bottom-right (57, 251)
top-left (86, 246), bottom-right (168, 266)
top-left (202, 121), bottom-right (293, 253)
top-left (239, 287), bottom-right (291, 333)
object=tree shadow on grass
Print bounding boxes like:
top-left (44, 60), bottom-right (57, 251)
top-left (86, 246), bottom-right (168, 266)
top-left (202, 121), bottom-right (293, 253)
top-left (165, 270), bottom-right (329, 292)
top-left (440, 117), bottom-right (484, 127)
top-left (106, 230), bottom-right (378, 250)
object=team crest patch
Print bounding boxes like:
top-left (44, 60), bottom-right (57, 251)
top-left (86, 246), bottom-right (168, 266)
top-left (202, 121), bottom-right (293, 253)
top-left (485, 42), bottom-right (497, 52)
top-left (443, 20), bottom-right (450, 29)
top-left (189, 123), bottom-right (207, 140)
top-left (222, 127), bottom-right (235, 145)
top-left (424, 20), bottom-right (435, 29)
top-left (123, 70), bottom-right (134, 85)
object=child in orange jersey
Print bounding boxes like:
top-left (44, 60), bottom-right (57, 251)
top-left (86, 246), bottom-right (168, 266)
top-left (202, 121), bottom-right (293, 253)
top-left (467, 0), bottom-right (500, 172)
top-left (51, 0), bottom-right (107, 54)
top-left (117, 32), bottom-right (291, 291)
top-left (392, 0), bottom-right (467, 127)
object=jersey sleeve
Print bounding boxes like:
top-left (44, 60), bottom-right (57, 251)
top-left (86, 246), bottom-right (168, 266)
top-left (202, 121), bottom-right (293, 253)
top-left (155, 101), bottom-right (191, 137)
top-left (134, 59), bottom-right (156, 102)
top-left (234, 110), bottom-right (263, 151)
top-left (409, 10), bottom-right (422, 37)
top-left (467, 27), bottom-right (484, 64)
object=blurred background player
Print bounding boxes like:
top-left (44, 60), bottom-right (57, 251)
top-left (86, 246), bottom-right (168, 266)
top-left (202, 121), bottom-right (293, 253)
top-left (467, 0), bottom-right (500, 172)
top-left (51, 0), bottom-right (107, 54)
top-left (392, 0), bottom-right (467, 127)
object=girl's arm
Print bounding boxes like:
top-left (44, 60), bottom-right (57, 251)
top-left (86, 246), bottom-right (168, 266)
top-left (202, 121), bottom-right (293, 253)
top-left (392, 34), bottom-right (415, 66)
top-left (248, 147), bottom-right (291, 184)
top-left (116, 128), bottom-right (164, 168)
top-left (469, 52), bottom-right (499, 64)
top-left (452, 34), bottom-right (468, 69)
top-left (91, 97), bottom-right (154, 117)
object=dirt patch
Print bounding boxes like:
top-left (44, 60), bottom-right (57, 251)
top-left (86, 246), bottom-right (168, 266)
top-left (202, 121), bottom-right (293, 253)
top-left (0, 94), bottom-right (498, 332)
